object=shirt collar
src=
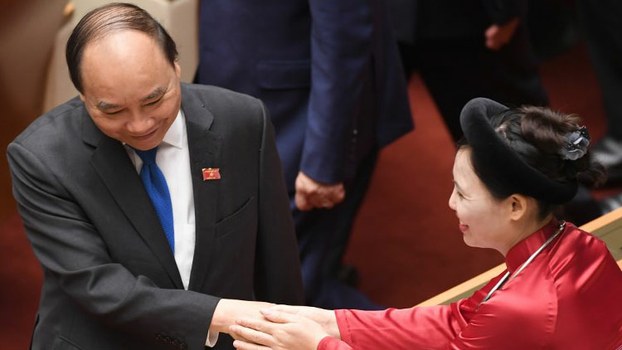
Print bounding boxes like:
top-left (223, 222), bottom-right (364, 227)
top-left (160, 110), bottom-right (184, 150)
top-left (505, 218), bottom-right (561, 273)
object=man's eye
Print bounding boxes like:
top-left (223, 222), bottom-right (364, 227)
top-left (145, 98), bottom-right (162, 106)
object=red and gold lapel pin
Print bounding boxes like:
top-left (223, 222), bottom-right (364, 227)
top-left (202, 168), bottom-right (221, 181)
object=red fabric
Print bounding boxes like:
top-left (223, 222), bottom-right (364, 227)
top-left (319, 221), bottom-right (622, 349)
top-left (319, 336), bottom-right (352, 350)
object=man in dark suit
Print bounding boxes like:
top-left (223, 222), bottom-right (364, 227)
top-left (576, 0), bottom-right (622, 184)
top-left (389, 0), bottom-right (548, 142)
top-left (7, 3), bottom-right (303, 349)
top-left (195, 0), bottom-right (414, 309)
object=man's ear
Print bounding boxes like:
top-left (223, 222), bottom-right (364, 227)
top-left (79, 94), bottom-right (85, 103)
top-left (174, 61), bottom-right (181, 79)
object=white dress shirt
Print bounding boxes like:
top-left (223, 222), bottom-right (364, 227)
top-left (127, 110), bottom-right (195, 289)
top-left (127, 110), bottom-right (218, 346)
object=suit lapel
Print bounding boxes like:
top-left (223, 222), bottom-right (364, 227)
top-left (181, 87), bottom-right (222, 291)
top-left (84, 117), bottom-right (184, 289)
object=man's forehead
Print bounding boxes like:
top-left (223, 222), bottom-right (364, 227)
top-left (80, 31), bottom-right (167, 82)
top-left (81, 30), bottom-right (160, 62)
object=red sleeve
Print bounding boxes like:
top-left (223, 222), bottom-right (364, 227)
top-left (334, 306), bottom-right (459, 349)
top-left (331, 274), bottom-right (505, 350)
top-left (317, 336), bottom-right (352, 350)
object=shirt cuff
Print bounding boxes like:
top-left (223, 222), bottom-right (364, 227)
top-left (205, 330), bottom-right (219, 347)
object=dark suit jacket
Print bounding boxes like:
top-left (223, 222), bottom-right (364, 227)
top-left (389, 0), bottom-right (528, 42)
top-left (7, 84), bottom-right (304, 350)
top-left (196, 0), bottom-right (413, 189)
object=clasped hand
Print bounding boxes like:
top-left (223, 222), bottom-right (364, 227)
top-left (295, 172), bottom-right (345, 211)
top-left (229, 305), bottom-right (339, 350)
top-left (485, 18), bottom-right (520, 51)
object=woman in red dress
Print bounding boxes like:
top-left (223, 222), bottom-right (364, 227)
top-left (227, 98), bottom-right (622, 349)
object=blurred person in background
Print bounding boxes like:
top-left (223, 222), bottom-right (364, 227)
top-left (195, 0), bottom-right (413, 309)
top-left (389, 0), bottom-right (548, 143)
top-left (576, 0), bottom-right (622, 215)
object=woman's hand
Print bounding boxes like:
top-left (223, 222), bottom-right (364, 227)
top-left (266, 305), bottom-right (340, 338)
top-left (230, 307), bottom-right (336, 350)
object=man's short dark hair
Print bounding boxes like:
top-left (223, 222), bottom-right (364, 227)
top-left (66, 2), bottom-right (178, 93)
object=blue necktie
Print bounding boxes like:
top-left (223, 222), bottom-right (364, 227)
top-left (135, 147), bottom-right (175, 252)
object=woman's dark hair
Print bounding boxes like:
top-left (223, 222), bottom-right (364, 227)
top-left (66, 2), bottom-right (178, 93)
top-left (460, 105), bottom-right (606, 218)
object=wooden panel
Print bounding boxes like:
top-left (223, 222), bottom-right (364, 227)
top-left (417, 207), bottom-right (622, 306)
top-left (581, 207), bottom-right (622, 260)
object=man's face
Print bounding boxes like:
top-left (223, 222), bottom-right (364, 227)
top-left (79, 30), bottom-right (181, 151)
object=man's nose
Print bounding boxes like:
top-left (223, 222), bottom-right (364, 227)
top-left (126, 112), bottom-right (154, 134)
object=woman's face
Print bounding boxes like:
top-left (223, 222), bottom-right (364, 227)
top-left (448, 148), bottom-right (514, 254)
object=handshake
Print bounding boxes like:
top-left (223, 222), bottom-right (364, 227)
top-left (213, 300), bottom-right (340, 350)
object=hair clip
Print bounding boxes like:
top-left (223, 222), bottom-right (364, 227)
top-left (560, 126), bottom-right (590, 161)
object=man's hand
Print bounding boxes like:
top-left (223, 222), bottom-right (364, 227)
top-left (295, 172), bottom-right (345, 211)
top-left (485, 18), bottom-right (520, 51)
top-left (211, 299), bottom-right (274, 334)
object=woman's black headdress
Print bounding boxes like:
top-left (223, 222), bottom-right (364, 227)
top-left (459, 98), bottom-right (579, 204)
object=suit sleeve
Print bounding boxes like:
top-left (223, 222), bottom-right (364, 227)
top-left (300, 0), bottom-right (374, 184)
top-left (482, 0), bottom-right (528, 24)
top-left (7, 142), bottom-right (217, 350)
top-left (255, 102), bottom-right (305, 303)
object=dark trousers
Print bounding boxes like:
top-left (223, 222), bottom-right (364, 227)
top-left (400, 26), bottom-right (548, 142)
top-left (292, 148), bottom-right (380, 310)
top-left (577, 0), bottom-right (622, 140)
